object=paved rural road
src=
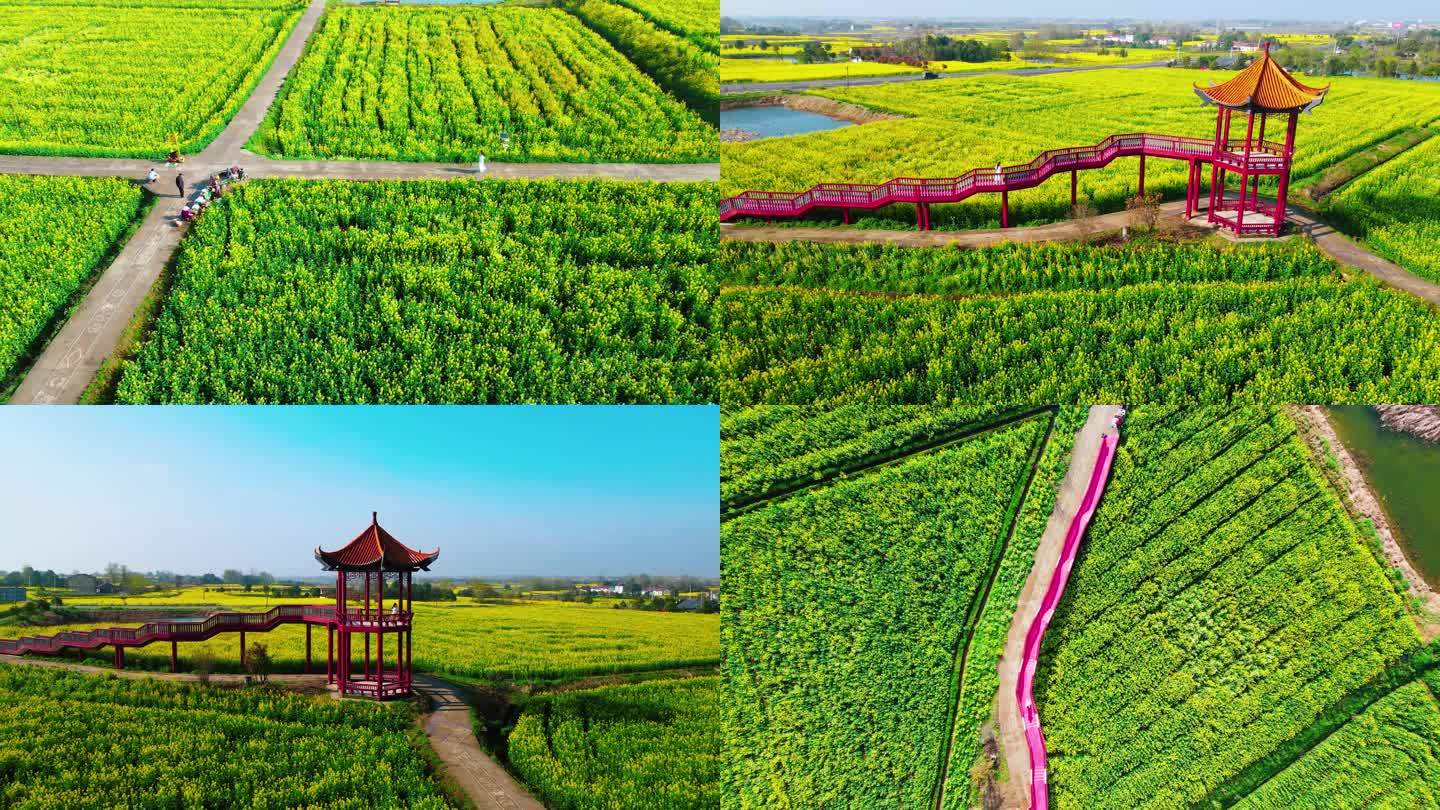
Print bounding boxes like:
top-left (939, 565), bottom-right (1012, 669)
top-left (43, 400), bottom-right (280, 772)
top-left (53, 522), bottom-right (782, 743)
top-left (413, 675), bottom-right (546, 810)
top-left (720, 60), bottom-right (1168, 94)
top-left (4, 0), bottom-right (717, 405)
top-left (12, 203), bottom-right (183, 404)
top-left (722, 198), bottom-right (1440, 308)
top-left (993, 405), bottom-right (1120, 810)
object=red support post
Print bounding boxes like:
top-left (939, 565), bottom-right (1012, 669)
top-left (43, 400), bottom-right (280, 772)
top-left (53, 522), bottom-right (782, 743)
top-left (327, 625), bottom-right (334, 684)
top-left (1070, 170), bottom-right (1077, 207)
top-left (1001, 191), bottom-right (1009, 228)
top-left (114, 645), bottom-right (122, 670)
top-left (842, 209), bottom-right (850, 225)
top-left (171, 640), bottom-right (177, 673)
top-left (1137, 154), bottom-right (1146, 198)
top-left (305, 624), bottom-right (312, 674)
top-left (240, 631), bottom-right (246, 668)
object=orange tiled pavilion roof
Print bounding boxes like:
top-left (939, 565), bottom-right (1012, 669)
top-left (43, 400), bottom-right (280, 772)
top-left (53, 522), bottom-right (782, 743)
top-left (1194, 45), bottom-right (1328, 113)
top-left (315, 513), bottom-right (440, 571)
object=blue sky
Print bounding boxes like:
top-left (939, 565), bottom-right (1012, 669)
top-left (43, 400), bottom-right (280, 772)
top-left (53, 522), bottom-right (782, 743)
top-left (721, 1), bottom-right (1428, 22)
top-left (0, 407), bottom-right (718, 579)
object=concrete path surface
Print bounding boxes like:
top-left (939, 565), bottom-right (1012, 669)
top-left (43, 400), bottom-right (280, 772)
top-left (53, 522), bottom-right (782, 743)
top-left (721, 60), bottom-right (1167, 94)
top-left (413, 674), bottom-right (546, 810)
top-left (252, 159), bottom-right (719, 182)
top-left (11, 203), bottom-right (182, 404)
top-left (199, 0), bottom-right (327, 163)
top-left (993, 406), bottom-right (1121, 809)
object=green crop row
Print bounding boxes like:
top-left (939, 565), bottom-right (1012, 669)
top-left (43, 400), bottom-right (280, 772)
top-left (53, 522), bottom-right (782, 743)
top-left (719, 239), bottom-right (1341, 296)
top-left (939, 406), bottom-right (1087, 808)
top-left (508, 676), bottom-right (720, 810)
top-left (1233, 678), bottom-right (1440, 808)
top-left (720, 403), bottom-right (1024, 509)
top-left (1323, 132), bottom-right (1440, 286)
top-left (113, 179), bottom-right (716, 404)
top-left (1035, 406), bottom-right (1422, 809)
top-left (0, 175), bottom-right (146, 386)
top-left (0, 5), bottom-right (300, 157)
top-left (558, 0), bottom-right (720, 121)
top-left (251, 6), bottom-right (715, 163)
top-left (721, 416), bottom-right (1048, 807)
top-left (0, 665), bottom-right (455, 809)
top-left (607, 0), bottom-right (717, 52)
top-left (721, 273), bottom-right (1440, 405)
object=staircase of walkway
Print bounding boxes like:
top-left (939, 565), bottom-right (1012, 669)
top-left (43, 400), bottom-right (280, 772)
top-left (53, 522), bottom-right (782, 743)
top-left (0, 604), bottom-right (337, 656)
top-left (1015, 429), bottom-right (1118, 810)
top-left (719, 132), bottom-right (1287, 224)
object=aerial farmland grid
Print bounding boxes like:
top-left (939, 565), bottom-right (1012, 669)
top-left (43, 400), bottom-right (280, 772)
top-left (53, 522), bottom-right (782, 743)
top-left (0, 0), bottom-right (718, 406)
top-left (720, 404), bottom-right (1440, 809)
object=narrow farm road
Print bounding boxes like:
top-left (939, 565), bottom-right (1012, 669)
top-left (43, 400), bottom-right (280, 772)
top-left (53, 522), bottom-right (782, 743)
top-left (11, 203), bottom-right (182, 404)
top-left (992, 405), bottom-right (1120, 810)
top-left (721, 199), bottom-right (1440, 308)
top-left (198, 0), bottom-right (328, 164)
top-left (720, 60), bottom-right (1168, 94)
top-left (413, 674), bottom-right (547, 810)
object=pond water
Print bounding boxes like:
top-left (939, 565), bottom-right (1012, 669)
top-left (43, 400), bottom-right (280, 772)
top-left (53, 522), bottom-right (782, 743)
top-left (1328, 405), bottom-right (1440, 589)
top-left (720, 106), bottom-right (852, 140)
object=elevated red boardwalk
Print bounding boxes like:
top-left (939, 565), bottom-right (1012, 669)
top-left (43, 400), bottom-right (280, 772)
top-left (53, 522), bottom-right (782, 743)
top-left (718, 132), bottom-right (1288, 227)
top-left (0, 604), bottom-right (407, 655)
top-left (1016, 431), bottom-right (1118, 810)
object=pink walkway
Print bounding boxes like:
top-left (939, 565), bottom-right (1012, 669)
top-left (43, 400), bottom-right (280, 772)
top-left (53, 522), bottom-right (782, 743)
top-left (1015, 431), bottom-right (1118, 810)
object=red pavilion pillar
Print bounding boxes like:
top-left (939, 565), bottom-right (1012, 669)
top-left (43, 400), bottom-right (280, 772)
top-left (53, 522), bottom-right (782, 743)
top-left (1236, 110), bottom-right (1256, 233)
top-left (1001, 191), bottom-right (1009, 228)
top-left (364, 572), bottom-right (371, 681)
top-left (1137, 154), bottom-right (1146, 198)
top-left (305, 624), bottom-right (312, 674)
top-left (1070, 169), bottom-right (1077, 208)
top-left (1274, 112), bottom-right (1299, 236)
top-left (378, 573), bottom-right (385, 694)
top-left (240, 631), bottom-right (246, 668)
top-left (327, 624), bottom-right (334, 684)
top-left (171, 640), bottom-right (178, 673)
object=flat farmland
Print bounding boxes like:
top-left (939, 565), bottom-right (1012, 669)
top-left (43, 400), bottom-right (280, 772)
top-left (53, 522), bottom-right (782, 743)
top-left (1035, 406), bottom-right (1422, 808)
top-left (722, 411), bottom-right (1054, 807)
top-left (1323, 132), bottom-right (1440, 286)
top-left (7, 600), bottom-right (718, 683)
top-left (0, 665), bottom-right (456, 808)
top-left (719, 239), bottom-right (1440, 405)
top-left (251, 6), bottom-right (716, 163)
top-left (112, 179), bottom-right (716, 404)
top-left (508, 676), bottom-right (720, 809)
top-left (721, 70), bottom-right (1440, 229)
top-left (0, 3), bottom-right (302, 157)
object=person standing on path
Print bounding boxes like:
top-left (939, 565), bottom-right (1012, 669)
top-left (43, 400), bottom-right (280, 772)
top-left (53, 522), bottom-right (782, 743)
top-left (175, 173), bottom-right (185, 199)
top-left (476, 154), bottom-right (486, 177)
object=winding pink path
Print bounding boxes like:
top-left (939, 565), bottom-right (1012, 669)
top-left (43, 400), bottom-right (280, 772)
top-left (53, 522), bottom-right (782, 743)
top-left (1015, 431), bottom-right (1118, 810)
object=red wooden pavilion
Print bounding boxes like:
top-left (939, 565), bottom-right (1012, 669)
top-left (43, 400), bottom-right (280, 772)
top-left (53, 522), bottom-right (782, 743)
top-left (0, 513), bottom-right (438, 701)
top-left (315, 512), bottom-right (439, 699)
top-left (718, 46), bottom-right (1328, 237)
top-left (1193, 44), bottom-right (1328, 236)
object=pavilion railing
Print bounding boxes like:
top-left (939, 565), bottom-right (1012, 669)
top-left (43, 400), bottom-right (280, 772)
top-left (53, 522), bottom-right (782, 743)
top-left (719, 131), bottom-right (1287, 221)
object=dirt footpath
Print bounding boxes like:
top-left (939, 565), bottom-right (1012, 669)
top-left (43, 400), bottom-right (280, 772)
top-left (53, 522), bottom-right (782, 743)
top-left (991, 405), bottom-right (1121, 809)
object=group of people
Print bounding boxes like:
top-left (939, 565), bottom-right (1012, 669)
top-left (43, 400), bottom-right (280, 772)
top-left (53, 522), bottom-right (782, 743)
top-left (146, 163), bottom-right (246, 223)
